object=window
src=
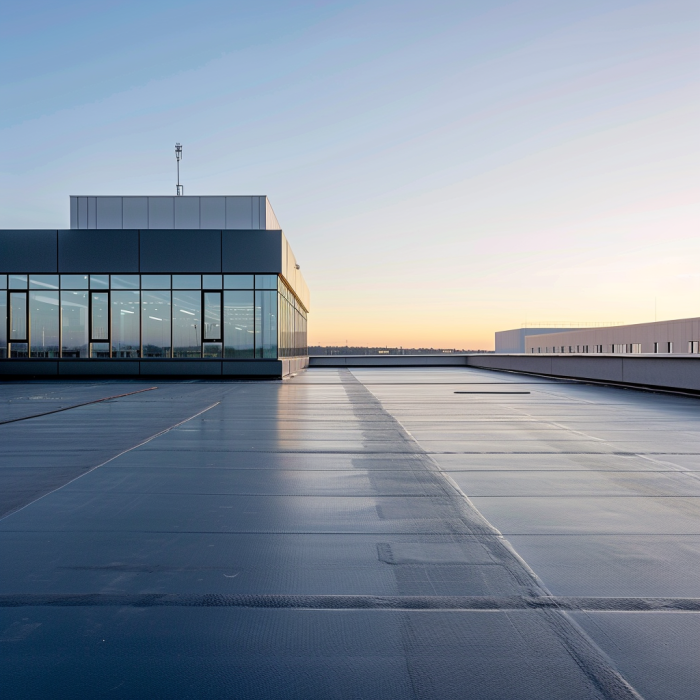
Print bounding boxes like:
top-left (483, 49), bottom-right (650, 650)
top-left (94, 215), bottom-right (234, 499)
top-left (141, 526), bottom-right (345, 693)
top-left (91, 293), bottom-right (109, 341)
top-left (90, 275), bottom-right (109, 289)
top-left (689, 341), bottom-right (699, 354)
top-left (141, 275), bottom-right (170, 290)
top-left (9, 291), bottom-right (28, 357)
top-left (224, 275), bottom-right (253, 289)
top-left (203, 291), bottom-right (222, 358)
top-left (9, 274), bottom-right (27, 290)
top-left (111, 275), bottom-right (139, 290)
top-left (668, 342), bottom-right (673, 353)
top-left (631, 344), bottom-right (641, 354)
top-left (0, 292), bottom-right (6, 358)
top-left (142, 291), bottom-right (171, 358)
top-left (654, 342), bottom-right (659, 353)
top-left (202, 275), bottom-right (222, 289)
top-left (29, 291), bottom-right (59, 357)
top-left (223, 291), bottom-right (254, 358)
top-left (173, 275), bottom-right (200, 290)
top-left (255, 290), bottom-right (278, 358)
top-left (112, 291), bottom-right (140, 358)
top-left (29, 275), bottom-right (59, 290)
top-left (61, 275), bottom-right (89, 289)
top-left (172, 291), bottom-right (201, 358)
top-left (61, 291), bottom-right (88, 358)
top-left (255, 274), bottom-right (277, 290)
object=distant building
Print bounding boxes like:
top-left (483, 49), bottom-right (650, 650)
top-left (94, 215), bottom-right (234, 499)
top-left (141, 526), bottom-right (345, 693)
top-left (0, 195), bottom-right (309, 377)
top-left (495, 327), bottom-right (583, 353)
top-left (524, 318), bottom-right (700, 355)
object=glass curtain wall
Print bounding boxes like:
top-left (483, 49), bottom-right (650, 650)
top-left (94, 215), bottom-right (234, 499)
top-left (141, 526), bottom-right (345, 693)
top-left (61, 292), bottom-right (89, 357)
top-left (112, 291), bottom-right (140, 358)
top-left (0, 273), bottom-right (308, 361)
top-left (29, 291), bottom-right (60, 357)
top-left (142, 291), bottom-right (171, 358)
top-left (173, 291), bottom-right (201, 358)
top-left (223, 291), bottom-right (254, 358)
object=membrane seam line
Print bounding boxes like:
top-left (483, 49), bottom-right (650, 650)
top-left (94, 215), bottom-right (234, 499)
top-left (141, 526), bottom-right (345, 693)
top-left (0, 401), bottom-right (220, 523)
top-left (0, 387), bottom-right (158, 426)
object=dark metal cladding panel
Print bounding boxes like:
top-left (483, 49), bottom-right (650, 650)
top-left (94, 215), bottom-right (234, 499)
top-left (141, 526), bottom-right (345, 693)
top-left (222, 230), bottom-right (283, 273)
top-left (58, 230), bottom-right (139, 272)
top-left (140, 230), bottom-right (222, 273)
top-left (0, 231), bottom-right (58, 272)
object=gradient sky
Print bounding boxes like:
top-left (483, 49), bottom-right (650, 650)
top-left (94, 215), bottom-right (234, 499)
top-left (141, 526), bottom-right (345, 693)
top-left (1, 0), bottom-right (698, 349)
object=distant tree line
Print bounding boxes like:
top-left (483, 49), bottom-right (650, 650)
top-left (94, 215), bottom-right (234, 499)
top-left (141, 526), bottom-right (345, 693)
top-left (309, 346), bottom-right (493, 355)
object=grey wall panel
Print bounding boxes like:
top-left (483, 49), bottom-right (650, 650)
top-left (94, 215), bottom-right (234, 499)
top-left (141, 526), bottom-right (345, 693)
top-left (174, 197), bottom-right (200, 229)
top-left (70, 198), bottom-right (78, 229)
top-left (58, 361), bottom-right (139, 376)
top-left (96, 197), bottom-right (122, 229)
top-left (122, 197), bottom-right (148, 229)
top-left (140, 230), bottom-right (221, 272)
top-left (58, 230), bottom-right (139, 272)
top-left (222, 360), bottom-right (282, 376)
top-left (148, 197), bottom-right (174, 229)
top-left (87, 197), bottom-right (97, 229)
top-left (141, 360), bottom-right (222, 376)
top-left (252, 197), bottom-right (260, 229)
top-left (78, 198), bottom-right (88, 229)
top-left (222, 230), bottom-right (282, 272)
top-left (0, 231), bottom-right (58, 272)
top-left (226, 197), bottom-right (252, 229)
top-left (200, 197), bottom-right (225, 229)
top-left (0, 361), bottom-right (58, 376)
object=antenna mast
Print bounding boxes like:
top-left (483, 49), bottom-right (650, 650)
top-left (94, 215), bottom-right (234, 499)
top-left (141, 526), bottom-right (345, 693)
top-left (175, 143), bottom-right (183, 196)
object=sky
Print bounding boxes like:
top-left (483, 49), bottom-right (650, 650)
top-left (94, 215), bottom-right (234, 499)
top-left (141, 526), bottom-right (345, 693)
top-left (1, 0), bottom-right (698, 349)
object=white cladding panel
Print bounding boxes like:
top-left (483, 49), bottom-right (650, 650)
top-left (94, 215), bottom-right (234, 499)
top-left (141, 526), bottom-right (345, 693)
top-left (96, 197), bottom-right (122, 228)
top-left (122, 197), bottom-right (148, 229)
top-left (200, 197), bottom-right (226, 228)
top-left (148, 197), bottom-right (174, 229)
top-left (174, 196), bottom-right (200, 229)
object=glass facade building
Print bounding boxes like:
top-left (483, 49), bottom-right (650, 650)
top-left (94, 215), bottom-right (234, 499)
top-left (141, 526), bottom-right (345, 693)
top-left (0, 195), bottom-right (309, 377)
top-left (0, 273), bottom-right (307, 362)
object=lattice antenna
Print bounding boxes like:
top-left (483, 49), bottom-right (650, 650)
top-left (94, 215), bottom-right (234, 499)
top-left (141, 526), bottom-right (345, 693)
top-left (175, 143), bottom-right (183, 196)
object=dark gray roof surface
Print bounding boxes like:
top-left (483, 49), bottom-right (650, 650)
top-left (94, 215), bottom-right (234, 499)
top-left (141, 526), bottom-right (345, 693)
top-left (1, 368), bottom-right (698, 698)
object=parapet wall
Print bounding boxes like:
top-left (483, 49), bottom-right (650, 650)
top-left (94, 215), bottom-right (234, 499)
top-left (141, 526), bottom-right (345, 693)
top-left (465, 354), bottom-right (700, 393)
top-left (309, 354), bottom-right (700, 393)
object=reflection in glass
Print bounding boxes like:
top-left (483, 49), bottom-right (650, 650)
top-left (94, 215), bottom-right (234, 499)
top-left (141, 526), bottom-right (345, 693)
top-left (90, 342), bottom-right (110, 358)
top-left (30, 291), bottom-right (60, 357)
top-left (202, 275), bottom-right (222, 289)
top-left (30, 275), bottom-right (59, 289)
top-left (172, 291), bottom-right (201, 358)
top-left (0, 293), bottom-right (6, 358)
top-left (255, 274), bottom-right (277, 290)
top-left (9, 274), bottom-right (27, 289)
top-left (224, 275), bottom-right (253, 289)
top-left (255, 290), bottom-right (277, 358)
top-left (10, 343), bottom-right (28, 358)
top-left (10, 293), bottom-right (27, 340)
top-left (172, 275), bottom-right (200, 289)
top-left (203, 343), bottom-right (222, 358)
top-left (204, 292), bottom-right (221, 340)
top-left (112, 291), bottom-right (140, 357)
top-left (61, 275), bottom-right (89, 289)
top-left (111, 275), bottom-right (139, 289)
top-left (91, 293), bottom-right (109, 340)
top-left (224, 291), bottom-right (253, 358)
top-left (90, 275), bottom-right (109, 289)
top-left (142, 291), bottom-right (171, 358)
top-left (141, 275), bottom-right (170, 290)
top-left (0, 275), bottom-right (7, 289)
top-left (61, 291), bottom-right (89, 357)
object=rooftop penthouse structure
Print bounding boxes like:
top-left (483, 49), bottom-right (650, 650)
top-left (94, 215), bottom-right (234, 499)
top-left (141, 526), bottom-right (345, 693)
top-left (0, 196), bottom-right (309, 378)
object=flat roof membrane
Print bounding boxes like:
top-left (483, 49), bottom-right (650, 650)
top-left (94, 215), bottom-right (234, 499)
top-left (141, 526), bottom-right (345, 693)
top-left (0, 368), bottom-right (698, 698)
